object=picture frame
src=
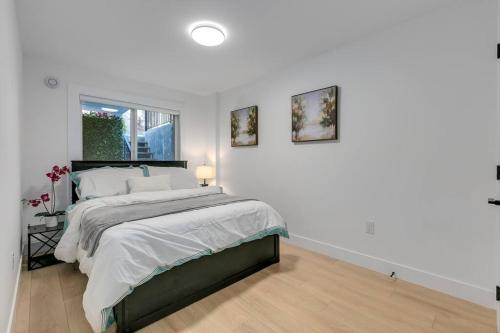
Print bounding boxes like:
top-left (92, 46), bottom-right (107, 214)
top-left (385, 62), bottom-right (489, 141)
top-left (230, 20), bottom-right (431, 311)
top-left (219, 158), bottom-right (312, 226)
top-left (291, 85), bottom-right (337, 142)
top-left (231, 106), bottom-right (258, 147)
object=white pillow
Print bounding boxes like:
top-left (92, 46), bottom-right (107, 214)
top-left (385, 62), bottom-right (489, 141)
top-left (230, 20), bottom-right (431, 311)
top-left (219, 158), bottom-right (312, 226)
top-left (73, 167), bottom-right (144, 199)
top-left (146, 166), bottom-right (199, 189)
top-left (127, 175), bottom-right (171, 193)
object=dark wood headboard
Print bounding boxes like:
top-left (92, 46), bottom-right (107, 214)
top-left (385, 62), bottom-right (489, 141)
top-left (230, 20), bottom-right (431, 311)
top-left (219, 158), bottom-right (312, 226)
top-left (70, 160), bottom-right (188, 204)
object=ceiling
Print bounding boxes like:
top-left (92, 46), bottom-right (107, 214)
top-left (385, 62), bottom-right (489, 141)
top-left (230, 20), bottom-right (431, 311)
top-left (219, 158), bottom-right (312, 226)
top-left (17, 0), bottom-right (458, 95)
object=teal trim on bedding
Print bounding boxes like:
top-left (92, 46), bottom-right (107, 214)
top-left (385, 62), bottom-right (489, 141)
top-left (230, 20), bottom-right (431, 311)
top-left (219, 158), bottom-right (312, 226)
top-left (140, 165), bottom-right (150, 177)
top-left (69, 171), bottom-right (82, 187)
top-left (63, 204), bottom-right (77, 230)
top-left (99, 226), bottom-right (289, 331)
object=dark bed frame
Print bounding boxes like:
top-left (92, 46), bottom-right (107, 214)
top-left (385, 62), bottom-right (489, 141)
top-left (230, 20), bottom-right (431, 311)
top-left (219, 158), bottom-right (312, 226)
top-left (71, 161), bottom-right (280, 333)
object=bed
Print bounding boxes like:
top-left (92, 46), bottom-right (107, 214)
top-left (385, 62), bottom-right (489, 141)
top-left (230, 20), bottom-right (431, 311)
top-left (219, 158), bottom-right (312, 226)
top-left (57, 160), bottom-right (286, 333)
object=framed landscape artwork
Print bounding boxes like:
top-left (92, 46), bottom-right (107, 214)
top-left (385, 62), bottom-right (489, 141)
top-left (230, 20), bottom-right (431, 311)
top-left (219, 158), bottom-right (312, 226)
top-left (231, 106), bottom-right (258, 147)
top-left (291, 85), bottom-right (338, 142)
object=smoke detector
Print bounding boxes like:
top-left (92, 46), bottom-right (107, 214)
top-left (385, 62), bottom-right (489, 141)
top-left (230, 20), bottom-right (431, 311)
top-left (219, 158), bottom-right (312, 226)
top-left (44, 76), bottom-right (59, 89)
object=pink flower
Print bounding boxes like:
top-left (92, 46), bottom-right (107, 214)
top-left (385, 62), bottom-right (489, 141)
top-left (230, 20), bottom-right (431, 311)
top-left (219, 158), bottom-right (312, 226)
top-left (26, 164), bottom-right (70, 215)
top-left (56, 165), bottom-right (70, 176)
top-left (96, 112), bottom-right (109, 119)
top-left (53, 165), bottom-right (68, 176)
top-left (46, 171), bottom-right (61, 182)
top-left (28, 199), bottom-right (41, 207)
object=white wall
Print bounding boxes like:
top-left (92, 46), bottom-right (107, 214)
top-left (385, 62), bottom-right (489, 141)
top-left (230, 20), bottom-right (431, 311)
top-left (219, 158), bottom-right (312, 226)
top-left (217, 1), bottom-right (497, 308)
top-left (21, 55), bottom-right (216, 241)
top-left (0, 0), bottom-right (23, 331)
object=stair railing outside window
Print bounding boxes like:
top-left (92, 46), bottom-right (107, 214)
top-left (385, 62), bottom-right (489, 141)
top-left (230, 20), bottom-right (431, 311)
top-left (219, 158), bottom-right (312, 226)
top-left (80, 98), bottom-right (178, 161)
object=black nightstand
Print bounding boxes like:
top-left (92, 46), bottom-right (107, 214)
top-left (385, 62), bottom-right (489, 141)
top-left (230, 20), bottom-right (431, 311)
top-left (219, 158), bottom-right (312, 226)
top-left (27, 222), bottom-right (64, 270)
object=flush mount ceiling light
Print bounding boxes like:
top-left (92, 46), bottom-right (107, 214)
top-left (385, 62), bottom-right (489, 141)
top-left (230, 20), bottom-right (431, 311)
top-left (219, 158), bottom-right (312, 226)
top-left (189, 22), bottom-right (226, 46)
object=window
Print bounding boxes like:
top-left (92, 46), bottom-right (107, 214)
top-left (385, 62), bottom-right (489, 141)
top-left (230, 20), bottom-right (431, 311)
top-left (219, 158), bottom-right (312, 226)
top-left (80, 96), bottom-right (179, 161)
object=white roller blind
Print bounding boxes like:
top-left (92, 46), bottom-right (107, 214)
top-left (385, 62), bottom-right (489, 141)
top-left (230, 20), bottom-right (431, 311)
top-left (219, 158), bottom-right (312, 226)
top-left (80, 94), bottom-right (180, 115)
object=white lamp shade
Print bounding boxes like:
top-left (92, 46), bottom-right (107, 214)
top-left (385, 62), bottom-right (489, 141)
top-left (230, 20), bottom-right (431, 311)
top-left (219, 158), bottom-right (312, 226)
top-left (196, 165), bottom-right (215, 179)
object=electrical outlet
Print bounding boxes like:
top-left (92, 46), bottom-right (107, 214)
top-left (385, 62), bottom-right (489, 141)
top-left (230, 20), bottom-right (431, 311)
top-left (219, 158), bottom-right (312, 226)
top-left (365, 221), bottom-right (375, 235)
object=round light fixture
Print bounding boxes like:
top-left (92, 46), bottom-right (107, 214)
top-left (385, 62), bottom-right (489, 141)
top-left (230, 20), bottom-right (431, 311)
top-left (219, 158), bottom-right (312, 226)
top-left (190, 23), bottom-right (226, 46)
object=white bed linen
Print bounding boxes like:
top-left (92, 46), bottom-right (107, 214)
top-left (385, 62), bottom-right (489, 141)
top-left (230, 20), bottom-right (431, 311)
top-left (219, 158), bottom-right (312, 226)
top-left (72, 167), bottom-right (144, 199)
top-left (55, 186), bottom-right (287, 332)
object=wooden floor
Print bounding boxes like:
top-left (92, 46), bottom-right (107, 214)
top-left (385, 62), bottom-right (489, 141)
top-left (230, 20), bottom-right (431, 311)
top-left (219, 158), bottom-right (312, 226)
top-left (12, 243), bottom-right (496, 333)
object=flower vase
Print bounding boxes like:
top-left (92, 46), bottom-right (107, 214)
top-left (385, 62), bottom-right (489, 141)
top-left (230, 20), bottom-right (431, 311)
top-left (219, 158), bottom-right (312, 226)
top-left (44, 215), bottom-right (58, 228)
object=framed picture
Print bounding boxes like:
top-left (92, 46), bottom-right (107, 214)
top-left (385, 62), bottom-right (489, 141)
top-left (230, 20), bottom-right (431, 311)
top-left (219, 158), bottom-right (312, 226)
top-left (291, 85), bottom-right (338, 142)
top-left (231, 106), bottom-right (258, 147)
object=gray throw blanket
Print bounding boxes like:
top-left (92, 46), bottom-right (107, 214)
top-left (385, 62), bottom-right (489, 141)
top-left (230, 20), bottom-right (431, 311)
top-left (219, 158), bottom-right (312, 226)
top-left (81, 193), bottom-right (255, 257)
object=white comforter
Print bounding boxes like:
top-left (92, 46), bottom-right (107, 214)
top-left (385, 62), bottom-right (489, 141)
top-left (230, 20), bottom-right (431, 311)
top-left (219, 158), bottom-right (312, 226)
top-left (55, 186), bottom-right (287, 332)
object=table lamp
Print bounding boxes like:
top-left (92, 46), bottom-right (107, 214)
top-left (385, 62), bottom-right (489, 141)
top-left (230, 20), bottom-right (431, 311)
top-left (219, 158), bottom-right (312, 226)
top-left (196, 165), bottom-right (215, 187)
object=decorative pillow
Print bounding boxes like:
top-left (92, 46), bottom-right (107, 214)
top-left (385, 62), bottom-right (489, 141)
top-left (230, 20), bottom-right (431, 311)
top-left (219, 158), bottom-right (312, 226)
top-left (70, 167), bottom-right (144, 199)
top-left (127, 175), bottom-right (172, 193)
top-left (144, 166), bottom-right (199, 189)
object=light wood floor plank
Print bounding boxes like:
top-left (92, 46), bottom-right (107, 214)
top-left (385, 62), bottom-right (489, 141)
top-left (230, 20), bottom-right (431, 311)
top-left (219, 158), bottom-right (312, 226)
top-left (58, 263), bottom-right (88, 301)
top-left (64, 295), bottom-right (93, 333)
top-left (13, 243), bottom-right (496, 333)
top-left (29, 265), bottom-right (69, 333)
top-left (395, 279), bottom-right (496, 330)
top-left (432, 310), bottom-right (494, 333)
top-left (12, 271), bottom-right (32, 333)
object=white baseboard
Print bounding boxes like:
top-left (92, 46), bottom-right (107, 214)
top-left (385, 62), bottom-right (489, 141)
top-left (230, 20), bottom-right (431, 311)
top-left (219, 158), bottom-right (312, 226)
top-left (7, 257), bottom-right (23, 333)
top-left (284, 232), bottom-right (494, 309)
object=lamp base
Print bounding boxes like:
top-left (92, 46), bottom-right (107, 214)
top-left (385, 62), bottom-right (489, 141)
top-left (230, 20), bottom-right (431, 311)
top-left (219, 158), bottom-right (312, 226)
top-left (201, 184), bottom-right (208, 187)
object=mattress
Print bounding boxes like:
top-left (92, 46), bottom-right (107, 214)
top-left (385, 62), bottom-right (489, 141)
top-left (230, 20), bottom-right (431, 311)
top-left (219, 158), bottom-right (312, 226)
top-left (55, 186), bottom-right (288, 332)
